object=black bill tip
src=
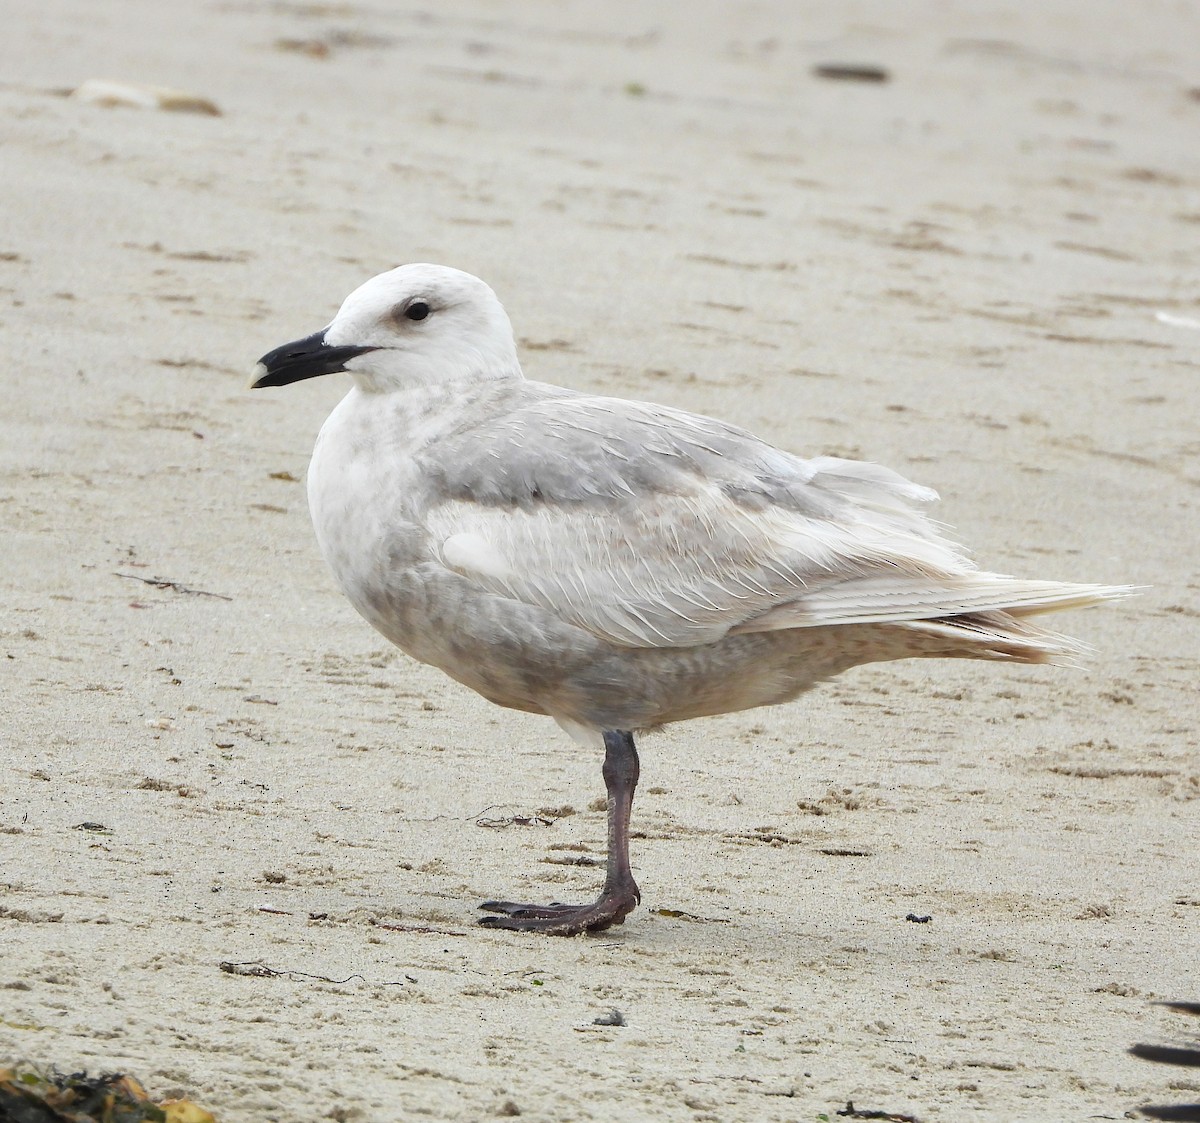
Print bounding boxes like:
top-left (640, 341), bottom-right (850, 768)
top-left (251, 329), bottom-right (379, 389)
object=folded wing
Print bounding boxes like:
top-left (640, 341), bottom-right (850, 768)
top-left (419, 393), bottom-right (1123, 649)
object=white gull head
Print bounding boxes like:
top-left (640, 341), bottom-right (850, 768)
top-left (252, 263), bottom-right (522, 393)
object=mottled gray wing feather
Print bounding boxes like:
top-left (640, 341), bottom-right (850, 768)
top-left (417, 390), bottom-right (974, 648)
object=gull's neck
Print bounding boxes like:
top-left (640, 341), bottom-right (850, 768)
top-left (350, 357), bottom-right (524, 396)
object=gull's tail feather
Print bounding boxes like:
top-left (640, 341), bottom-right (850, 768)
top-left (982, 580), bottom-right (1141, 619)
top-left (898, 612), bottom-right (1092, 666)
top-left (890, 581), bottom-right (1139, 666)
top-left (735, 574), bottom-right (1138, 650)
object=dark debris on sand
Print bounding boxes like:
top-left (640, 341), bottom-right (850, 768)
top-left (0, 1067), bottom-right (214, 1123)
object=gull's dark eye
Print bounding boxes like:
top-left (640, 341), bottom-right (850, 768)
top-left (404, 301), bottom-right (430, 322)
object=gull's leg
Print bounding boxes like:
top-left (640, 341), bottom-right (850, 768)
top-left (479, 730), bottom-right (642, 935)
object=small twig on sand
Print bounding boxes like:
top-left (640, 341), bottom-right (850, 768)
top-left (115, 572), bottom-right (232, 600)
top-left (476, 814), bottom-right (556, 828)
top-left (368, 917), bottom-right (466, 937)
top-left (219, 960), bottom-right (369, 985)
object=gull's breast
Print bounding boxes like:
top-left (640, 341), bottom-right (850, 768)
top-left (306, 392), bottom-right (433, 638)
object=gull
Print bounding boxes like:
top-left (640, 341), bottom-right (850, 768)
top-left (252, 263), bottom-right (1131, 936)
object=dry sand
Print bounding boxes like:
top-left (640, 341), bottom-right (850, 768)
top-left (2, 2), bottom-right (1198, 1120)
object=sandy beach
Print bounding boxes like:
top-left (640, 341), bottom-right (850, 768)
top-left (2, 2), bottom-right (1198, 1119)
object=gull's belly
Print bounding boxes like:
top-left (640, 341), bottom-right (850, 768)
top-left (309, 474), bottom-right (581, 716)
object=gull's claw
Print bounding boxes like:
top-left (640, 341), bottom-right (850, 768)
top-left (478, 892), bottom-right (638, 935)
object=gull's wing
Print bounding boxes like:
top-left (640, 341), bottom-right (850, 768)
top-left (415, 391), bottom-right (1093, 649)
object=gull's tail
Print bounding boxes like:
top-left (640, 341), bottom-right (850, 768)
top-left (890, 579), bottom-right (1139, 665)
top-left (733, 575), bottom-right (1139, 665)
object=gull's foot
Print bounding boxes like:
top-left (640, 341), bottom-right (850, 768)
top-left (479, 731), bottom-right (642, 936)
top-left (478, 890), bottom-right (639, 936)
